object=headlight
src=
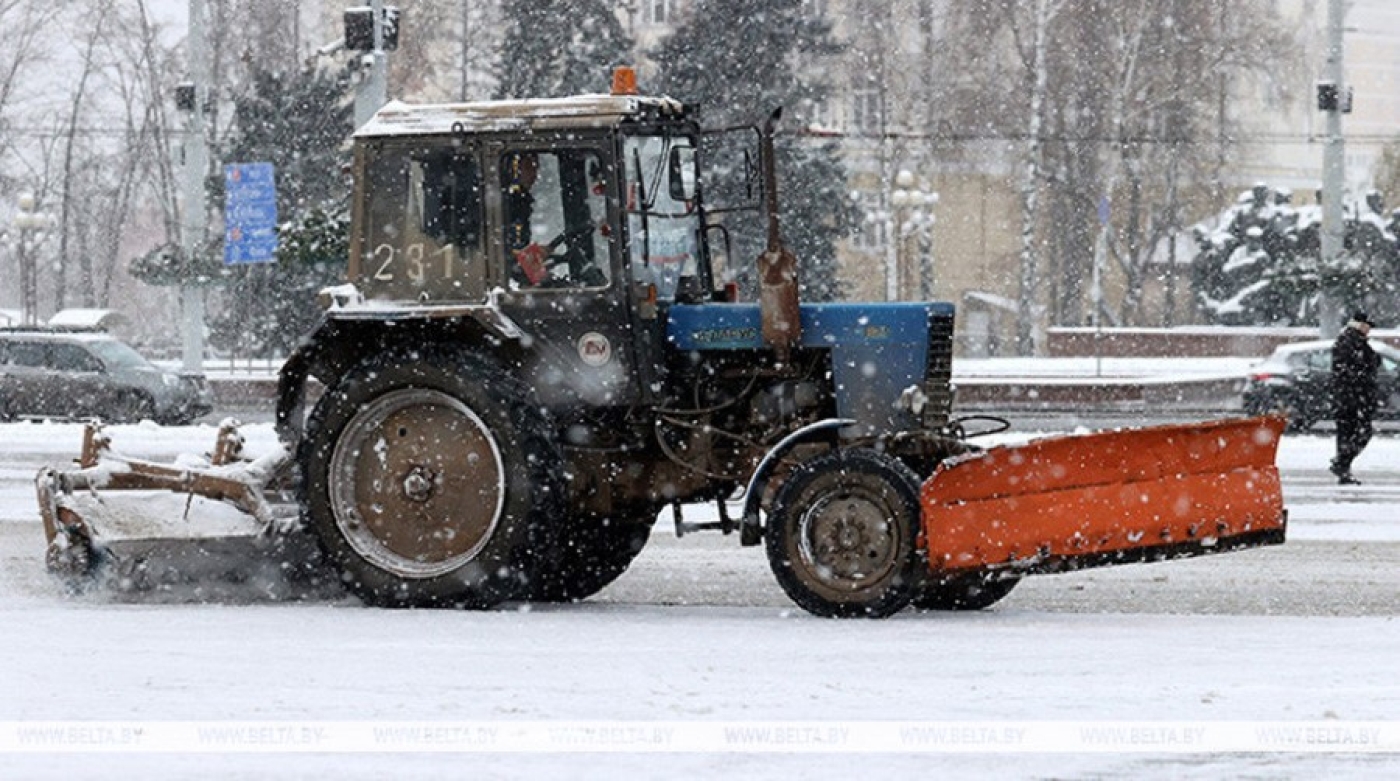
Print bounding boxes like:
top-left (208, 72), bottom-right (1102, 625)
top-left (162, 374), bottom-right (180, 387)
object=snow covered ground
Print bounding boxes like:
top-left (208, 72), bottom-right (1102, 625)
top-left (1, 419), bottom-right (1398, 778)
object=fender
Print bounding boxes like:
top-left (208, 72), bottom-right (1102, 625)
top-left (739, 417), bottom-right (855, 546)
top-left (274, 304), bottom-right (532, 447)
top-left (274, 321), bottom-right (329, 447)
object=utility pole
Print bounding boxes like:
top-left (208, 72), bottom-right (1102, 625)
top-left (1319, 0), bottom-right (1347, 334)
top-left (181, 0), bottom-right (209, 373)
top-left (353, 0), bottom-right (390, 129)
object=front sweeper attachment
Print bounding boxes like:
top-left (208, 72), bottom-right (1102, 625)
top-left (921, 415), bottom-right (1287, 582)
top-left (36, 423), bottom-right (329, 600)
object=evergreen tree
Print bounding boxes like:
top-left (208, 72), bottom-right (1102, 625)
top-left (1191, 185), bottom-right (1400, 326)
top-left (495, 0), bottom-right (633, 98)
top-left (208, 67), bottom-right (354, 357)
top-left (651, 0), bottom-right (854, 301)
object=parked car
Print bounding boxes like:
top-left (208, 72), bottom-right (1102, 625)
top-left (1242, 339), bottom-right (1400, 431)
top-left (0, 329), bottom-right (212, 424)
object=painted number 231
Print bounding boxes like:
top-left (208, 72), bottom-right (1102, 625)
top-left (372, 243), bottom-right (459, 283)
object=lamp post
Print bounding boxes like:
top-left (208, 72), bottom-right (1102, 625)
top-left (890, 169), bottom-right (938, 301)
top-left (13, 193), bottom-right (53, 327)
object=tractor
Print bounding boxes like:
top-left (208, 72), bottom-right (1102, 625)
top-left (38, 70), bottom-right (1286, 617)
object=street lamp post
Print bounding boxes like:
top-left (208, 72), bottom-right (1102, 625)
top-left (890, 169), bottom-right (938, 301)
top-left (13, 193), bottom-right (53, 327)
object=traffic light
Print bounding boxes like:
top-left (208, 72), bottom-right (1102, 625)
top-left (1316, 81), bottom-right (1353, 113)
top-left (345, 5), bottom-right (400, 52)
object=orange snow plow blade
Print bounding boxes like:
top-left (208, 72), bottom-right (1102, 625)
top-left (922, 415), bottom-right (1287, 577)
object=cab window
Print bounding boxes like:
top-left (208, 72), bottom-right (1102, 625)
top-left (358, 143), bottom-right (487, 302)
top-left (623, 134), bottom-right (701, 301)
top-left (499, 149), bottom-right (611, 290)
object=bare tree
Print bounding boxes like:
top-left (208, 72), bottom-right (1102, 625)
top-left (80, 0), bottom-right (186, 308)
top-left (944, 0), bottom-right (1302, 341)
top-left (1013, 0), bottom-right (1066, 353)
top-left (0, 1), bottom-right (67, 152)
top-left (54, 0), bottom-right (114, 310)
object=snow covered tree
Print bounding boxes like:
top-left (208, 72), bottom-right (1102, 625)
top-left (494, 0), bottom-right (633, 98)
top-left (1191, 186), bottom-right (1400, 326)
top-left (205, 67), bottom-right (353, 357)
top-left (651, 0), bottom-right (854, 301)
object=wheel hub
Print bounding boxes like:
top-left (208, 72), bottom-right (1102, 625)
top-left (401, 466), bottom-right (436, 503)
top-left (328, 388), bottom-right (505, 579)
top-left (802, 493), bottom-right (898, 588)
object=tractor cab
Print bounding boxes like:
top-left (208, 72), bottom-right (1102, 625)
top-left (344, 87), bottom-right (711, 407)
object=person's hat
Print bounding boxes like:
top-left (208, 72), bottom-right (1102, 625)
top-left (1352, 311), bottom-right (1374, 327)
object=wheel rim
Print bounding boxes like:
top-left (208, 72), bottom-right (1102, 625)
top-left (795, 485), bottom-right (903, 593)
top-left (328, 388), bottom-right (505, 578)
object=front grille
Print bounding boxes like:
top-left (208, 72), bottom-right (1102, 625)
top-left (922, 311), bottom-right (955, 427)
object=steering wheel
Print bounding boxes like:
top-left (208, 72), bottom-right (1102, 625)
top-left (544, 223), bottom-right (598, 254)
top-left (541, 223), bottom-right (606, 285)
top-left (510, 224), bottom-right (603, 288)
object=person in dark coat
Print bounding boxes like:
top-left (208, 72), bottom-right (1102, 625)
top-left (503, 152), bottom-right (546, 285)
top-left (1330, 312), bottom-right (1381, 484)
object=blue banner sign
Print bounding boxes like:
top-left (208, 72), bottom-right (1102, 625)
top-left (224, 163), bottom-right (278, 265)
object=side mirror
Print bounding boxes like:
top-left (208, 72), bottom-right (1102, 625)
top-left (668, 146), bottom-right (697, 202)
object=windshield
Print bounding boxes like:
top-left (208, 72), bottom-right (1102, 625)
top-left (356, 142), bottom-right (487, 303)
top-left (85, 340), bottom-right (153, 370)
top-left (623, 133), bottom-right (702, 301)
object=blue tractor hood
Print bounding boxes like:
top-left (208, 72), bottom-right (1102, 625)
top-left (667, 301), bottom-right (954, 436)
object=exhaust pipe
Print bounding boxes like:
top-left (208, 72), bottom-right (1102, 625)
top-left (757, 107), bottom-right (801, 361)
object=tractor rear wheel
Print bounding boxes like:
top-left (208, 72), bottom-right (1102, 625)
top-left (765, 448), bottom-right (924, 618)
top-left (911, 572), bottom-right (1020, 611)
top-left (299, 350), bottom-right (563, 608)
top-left (524, 514), bottom-right (654, 603)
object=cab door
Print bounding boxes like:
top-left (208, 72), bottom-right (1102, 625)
top-left (487, 138), bottom-right (639, 408)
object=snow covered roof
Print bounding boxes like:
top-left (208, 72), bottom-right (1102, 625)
top-left (355, 94), bottom-right (689, 139)
top-left (46, 308), bottom-right (129, 330)
top-left (1268, 338), bottom-right (1400, 361)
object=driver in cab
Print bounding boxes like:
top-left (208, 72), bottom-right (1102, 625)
top-left (503, 152), bottom-right (549, 286)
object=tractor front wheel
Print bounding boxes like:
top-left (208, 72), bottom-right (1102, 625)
top-left (765, 448), bottom-right (924, 618)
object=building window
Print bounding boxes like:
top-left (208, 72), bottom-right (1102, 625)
top-left (802, 0), bottom-right (829, 17)
top-left (851, 191), bottom-right (888, 252)
top-left (851, 89), bottom-right (883, 136)
top-left (643, 0), bottom-right (674, 25)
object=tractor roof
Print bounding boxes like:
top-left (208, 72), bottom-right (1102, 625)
top-left (355, 94), bottom-right (690, 139)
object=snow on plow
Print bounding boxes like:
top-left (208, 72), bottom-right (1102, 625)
top-left (36, 423), bottom-right (328, 600)
top-left (921, 415), bottom-right (1287, 578)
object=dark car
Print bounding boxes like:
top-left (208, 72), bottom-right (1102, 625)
top-left (1242, 339), bottom-right (1400, 431)
top-left (0, 329), bottom-right (212, 424)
